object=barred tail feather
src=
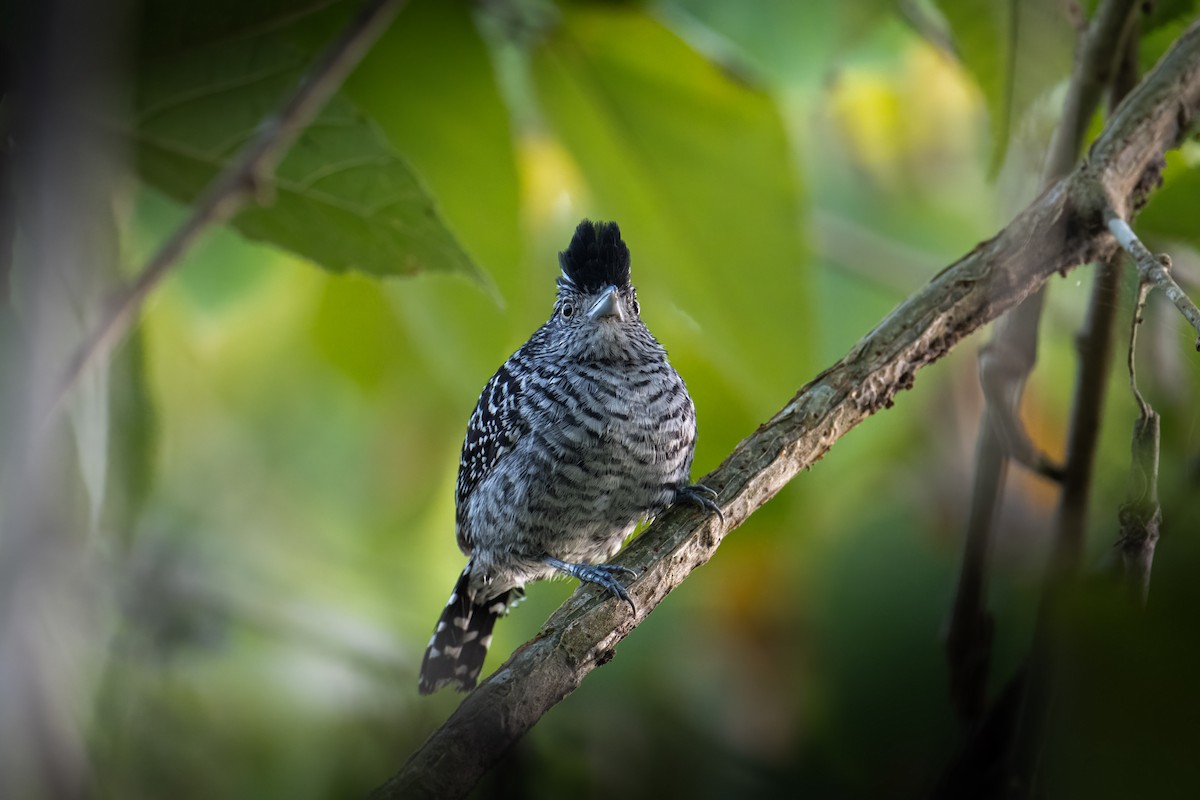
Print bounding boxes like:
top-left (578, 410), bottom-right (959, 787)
top-left (418, 565), bottom-right (511, 694)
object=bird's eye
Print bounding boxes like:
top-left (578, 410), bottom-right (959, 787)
top-left (561, 302), bottom-right (575, 318)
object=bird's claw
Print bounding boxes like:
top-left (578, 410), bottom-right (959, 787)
top-left (546, 558), bottom-right (638, 614)
top-left (675, 483), bottom-right (724, 523)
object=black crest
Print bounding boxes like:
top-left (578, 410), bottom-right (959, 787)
top-left (558, 220), bottom-right (631, 292)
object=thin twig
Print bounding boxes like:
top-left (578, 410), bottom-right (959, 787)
top-left (1127, 280), bottom-right (1155, 418)
top-left (379, 20), bottom-right (1200, 797)
top-left (1048, 257), bottom-right (1123, 565)
top-left (1107, 214), bottom-right (1200, 349)
top-left (1001, 33), bottom-right (1144, 797)
top-left (1053, 11), bottom-right (1141, 594)
top-left (943, 0), bottom-right (1140, 726)
top-left (44, 0), bottom-right (408, 425)
top-left (1115, 278), bottom-right (1161, 604)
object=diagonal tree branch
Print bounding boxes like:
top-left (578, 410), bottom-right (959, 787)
top-left (373, 20), bottom-right (1200, 800)
top-left (44, 0), bottom-right (408, 426)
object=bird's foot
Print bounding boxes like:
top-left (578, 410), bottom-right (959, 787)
top-left (545, 557), bottom-right (637, 614)
top-left (674, 483), bottom-right (724, 523)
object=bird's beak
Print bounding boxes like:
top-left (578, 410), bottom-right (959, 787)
top-left (587, 285), bottom-right (624, 322)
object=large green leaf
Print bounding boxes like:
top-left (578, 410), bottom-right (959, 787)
top-left (333, 0), bottom-right (528, 381)
top-left (339, 0), bottom-right (522, 288)
top-left (934, 0), bottom-right (1073, 172)
top-left (128, 1), bottom-right (481, 281)
top-left (531, 6), bottom-right (812, 405)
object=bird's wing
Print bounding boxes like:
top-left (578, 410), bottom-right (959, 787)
top-left (455, 359), bottom-right (529, 547)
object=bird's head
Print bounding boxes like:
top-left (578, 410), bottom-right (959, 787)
top-left (551, 220), bottom-right (650, 361)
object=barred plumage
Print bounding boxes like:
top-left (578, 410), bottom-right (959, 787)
top-left (418, 219), bottom-right (719, 695)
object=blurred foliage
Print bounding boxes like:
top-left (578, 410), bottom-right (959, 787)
top-left (2, 0), bottom-right (1200, 798)
top-left (932, 0), bottom-right (1073, 172)
top-left (131, 0), bottom-right (481, 281)
top-left (1139, 147), bottom-right (1200, 252)
top-left (530, 4), bottom-right (812, 406)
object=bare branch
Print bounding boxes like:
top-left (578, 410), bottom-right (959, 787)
top-left (1053, 10), bottom-right (1141, 594)
top-left (944, 0), bottom-right (1140, 725)
top-left (44, 0), bottom-right (409, 426)
top-left (375, 20), bottom-right (1200, 799)
top-left (998, 37), bottom-right (1145, 797)
top-left (1127, 280), bottom-right (1155, 420)
top-left (1107, 215), bottom-right (1200, 349)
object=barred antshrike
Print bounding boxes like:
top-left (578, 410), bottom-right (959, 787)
top-left (418, 220), bottom-right (719, 694)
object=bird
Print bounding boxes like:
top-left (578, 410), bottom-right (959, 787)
top-left (418, 219), bottom-right (720, 694)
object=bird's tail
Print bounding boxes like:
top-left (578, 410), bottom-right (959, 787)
top-left (418, 564), bottom-right (513, 694)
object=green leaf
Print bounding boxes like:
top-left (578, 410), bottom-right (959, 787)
top-left (531, 6), bottom-right (812, 402)
top-left (340, 0), bottom-right (522, 289)
top-left (128, 1), bottom-right (481, 281)
top-left (934, 0), bottom-right (1074, 173)
top-left (1137, 156), bottom-right (1200, 253)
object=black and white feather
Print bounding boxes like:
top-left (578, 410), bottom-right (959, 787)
top-left (418, 219), bottom-right (713, 694)
top-left (557, 219), bottom-right (631, 292)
